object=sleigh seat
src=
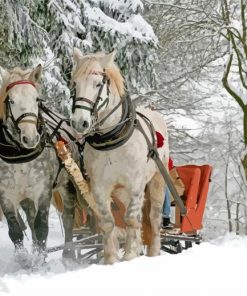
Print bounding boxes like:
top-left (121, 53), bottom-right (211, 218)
top-left (174, 165), bottom-right (213, 233)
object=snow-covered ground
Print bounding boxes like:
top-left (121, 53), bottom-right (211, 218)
top-left (1, 208), bottom-right (247, 296)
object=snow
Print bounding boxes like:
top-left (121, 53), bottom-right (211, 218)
top-left (97, 0), bottom-right (144, 12)
top-left (84, 4), bottom-right (157, 44)
top-left (1, 208), bottom-right (247, 296)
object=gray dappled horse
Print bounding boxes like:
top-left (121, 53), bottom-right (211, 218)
top-left (0, 65), bottom-right (78, 265)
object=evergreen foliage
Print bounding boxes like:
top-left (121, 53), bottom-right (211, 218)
top-left (0, 0), bottom-right (157, 112)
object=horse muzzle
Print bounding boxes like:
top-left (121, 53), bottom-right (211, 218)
top-left (21, 133), bottom-right (40, 149)
top-left (71, 119), bottom-right (90, 134)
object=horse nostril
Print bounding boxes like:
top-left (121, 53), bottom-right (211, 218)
top-left (36, 134), bottom-right (40, 142)
top-left (82, 121), bottom-right (89, 128)
top-left (22, 136), bottom-right (29, 144)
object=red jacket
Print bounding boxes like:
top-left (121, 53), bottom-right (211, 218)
top-left (168, 157), bottom-right (174, 171)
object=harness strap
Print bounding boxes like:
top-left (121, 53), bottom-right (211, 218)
top-left (48, 119), bottom-right (65, 142)
top-left (136, 111), bottom-right (156, 157)
top-left (95, 96), bottom-right (124, 128)
top-left (52, 160), bottom-right (63, 189)
top-left (15, 112), bottom-right (38, 126)
top-left (135, 118), bottom-right (187, 216)
top-left (73, 97), bottom-right (94, 112)
top-left (6, 80), bottom-right (36, 92)
top-left (40, 104), bottom-right (77, 142)
top-left (72, 73), bottom-right (110, 119)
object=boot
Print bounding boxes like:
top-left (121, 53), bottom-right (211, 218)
top-left (162, 217), bottom-right (173, 229)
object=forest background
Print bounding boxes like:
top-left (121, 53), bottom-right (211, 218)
top-left (0, 0), bottom-right (247, 238)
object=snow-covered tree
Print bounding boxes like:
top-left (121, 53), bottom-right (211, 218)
top-left (80, 0), bottom-right (158, 92)
top-left (141, 0), bottom-right (247, 236)
top-left (1, 0), bottom-right (158, 111)
top-left (0, 0), bottom-right (48, 67)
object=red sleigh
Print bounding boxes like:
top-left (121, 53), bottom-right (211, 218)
top-left (175, 164), bottom-right (213, 233)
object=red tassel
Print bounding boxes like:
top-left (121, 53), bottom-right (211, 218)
top-left (57, 136), bottom-right (68, 145)
top-left (155, 131), bottom-right (165, 148)
top-left (168, 157), bottom-right (174, 171)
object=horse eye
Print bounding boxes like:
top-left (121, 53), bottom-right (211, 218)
top-left (9, 99), bottom-right (14, 104)
top-left (96, 83), bottom-right (102, 88)
top-left (36, 98), bottom-right (45, 102)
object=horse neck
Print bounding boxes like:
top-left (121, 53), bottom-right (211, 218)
top-left (98, 94), bottom-right (123, 133)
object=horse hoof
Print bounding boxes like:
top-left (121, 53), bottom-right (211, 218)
top-left (14, 247), bottom-right (32, 268)
top-left (62, 249), bottom-right (76, 260)
top-left (123, 251), bottom-right (138, 261)
top-left (104, 255), bottom-right (118, 265)
top-left (32, 239), bottom-right (47, 253)
top-left (31, 252), bottom-right (47, 268)
top-left (146, 247), bottom-right (160, 257)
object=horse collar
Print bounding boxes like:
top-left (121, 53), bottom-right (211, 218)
top-left (86, 93), bottom-right (136, 151)
top-left (0, 119), bottom-right (47, 164)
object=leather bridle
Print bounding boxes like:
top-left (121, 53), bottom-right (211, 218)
top-left (4, 80), bottom-right (41, 132)
top-left (72, 71), bottom-right (110, 122)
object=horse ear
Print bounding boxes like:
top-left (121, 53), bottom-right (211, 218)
top-left (101, 50), bottom-right (116, 68)
top-left (73, 47), bottom-right (83, 63)
top-left (29, 64), bottom-right (42, 82)
top-left (0, 66), bottom-right (9, 80)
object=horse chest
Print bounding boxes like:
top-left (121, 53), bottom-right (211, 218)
top-left (0, 160), bottom-right (51, 201)
top-left (84, 140), bottom-right (153, 184)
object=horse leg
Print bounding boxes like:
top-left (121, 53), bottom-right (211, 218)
top-left (0, 198), bottom-right (24, 249)
top-left (33, 195), bottom-right (51, 254)
top-left (123, 188), bottom-right (144, 261)
top-left (0, 197), bottom-right (32, 266)
top-left (146, 172), bottom-right (165, 256)
top-left (93, 187), bottom-right (118, 264)
top-left (20, 198), bottom-right (37, 243)
top-left (59, 180), bottom-right (77, 259)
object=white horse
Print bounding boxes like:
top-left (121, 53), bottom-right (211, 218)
top-left (71, 48), bottom-right (169, 264)
top-left (0, 65), bottom-right (78, 265)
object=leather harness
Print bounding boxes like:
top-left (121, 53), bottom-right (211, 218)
top-left (72, 72), bottom-right (187, 215)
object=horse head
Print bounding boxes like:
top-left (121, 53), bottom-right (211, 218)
top-left (70, 48), bottom-right (125, 135)
top-left (0, 65), bottom-right (43, 149)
